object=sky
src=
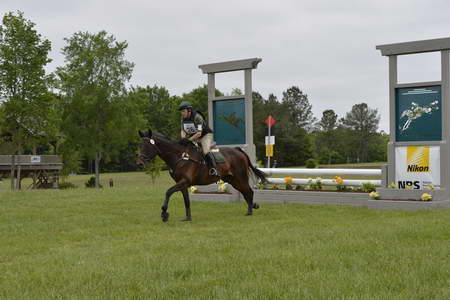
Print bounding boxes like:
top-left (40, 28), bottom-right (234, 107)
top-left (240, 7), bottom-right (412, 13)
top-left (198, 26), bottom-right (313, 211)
top-left (2, 0), bottom-right (450, 133)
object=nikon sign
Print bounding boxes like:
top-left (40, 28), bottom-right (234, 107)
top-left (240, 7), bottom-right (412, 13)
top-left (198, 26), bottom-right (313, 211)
top-left (395, 146), bottom-right (440, 189)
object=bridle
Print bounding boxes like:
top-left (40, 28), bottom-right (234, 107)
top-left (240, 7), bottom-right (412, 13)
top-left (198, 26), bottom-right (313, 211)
top-left (140, 137), bottom-right (161, 161)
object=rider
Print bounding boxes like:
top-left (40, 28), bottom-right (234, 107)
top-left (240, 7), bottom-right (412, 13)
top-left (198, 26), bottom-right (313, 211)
top-left (179, 101), bottom-right (218, 176)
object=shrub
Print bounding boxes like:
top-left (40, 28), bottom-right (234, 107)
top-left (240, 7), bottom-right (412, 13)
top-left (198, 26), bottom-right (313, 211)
top-left (145, 156), bottom-right (164, 185)
top-left (59, 182), bottom-right (77, 189)
top-left (256, 182), bottom-right (268, 190)
top-left (85, 176), bottom-right (102, 188)
top-left (295, 185), bottom-right (305, 190)
top-left (307, 177), bottom-right (322, 190)
top-left (336, 184), bottom-right (349, 192)
top-left (305, 159), bottom-right (317, 169)
top-left (361, 182), bottom-right (376, 193)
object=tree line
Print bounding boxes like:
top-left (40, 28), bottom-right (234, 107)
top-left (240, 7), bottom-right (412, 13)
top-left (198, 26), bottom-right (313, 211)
top-left (0, 11), bottom-right (387, 188)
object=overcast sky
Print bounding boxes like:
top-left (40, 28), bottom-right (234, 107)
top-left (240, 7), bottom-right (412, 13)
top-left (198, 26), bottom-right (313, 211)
top-left (2, 0), bottom-right (450, 132)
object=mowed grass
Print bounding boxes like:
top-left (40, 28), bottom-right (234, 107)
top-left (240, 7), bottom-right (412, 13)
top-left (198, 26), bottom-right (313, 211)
top-left (0, 172), bottom-right (449, 299)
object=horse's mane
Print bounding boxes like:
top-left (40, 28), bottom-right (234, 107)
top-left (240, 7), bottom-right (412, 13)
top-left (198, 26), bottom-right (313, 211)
top-left (152, 133), bottom-right (183, 148)
top-left (153, 132), bottom-right (173, 141)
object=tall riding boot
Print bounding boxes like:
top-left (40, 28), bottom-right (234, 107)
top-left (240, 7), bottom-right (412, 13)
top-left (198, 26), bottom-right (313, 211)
top-left (206, 152), bottom-right (218, 176)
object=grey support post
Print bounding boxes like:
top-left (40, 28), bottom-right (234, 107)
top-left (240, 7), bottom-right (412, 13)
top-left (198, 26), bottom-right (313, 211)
top-left (199, 58), bottom-right (262, 163)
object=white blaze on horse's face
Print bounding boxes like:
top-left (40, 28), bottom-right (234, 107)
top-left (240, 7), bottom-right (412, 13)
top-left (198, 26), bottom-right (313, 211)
top-left (140, 137), bottom-right (158, 162)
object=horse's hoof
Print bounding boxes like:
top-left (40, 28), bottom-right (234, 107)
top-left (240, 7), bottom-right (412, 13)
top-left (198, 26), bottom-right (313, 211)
top-left (246, 212), bottom-right (253, 216)
top-left (182, 217), bottom-right (192, 222)
top-left (253, 203), bottom-right (260, 209)
top-left (161, 211), bottom-right (170, 222)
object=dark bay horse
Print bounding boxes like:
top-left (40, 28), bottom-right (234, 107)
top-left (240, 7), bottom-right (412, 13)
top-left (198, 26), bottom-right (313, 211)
top-left (137, 129), bottom-right (267, 222)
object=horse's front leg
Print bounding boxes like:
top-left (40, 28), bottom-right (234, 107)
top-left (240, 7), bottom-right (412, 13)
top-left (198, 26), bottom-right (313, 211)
top-left (181, 188), bottom-right (192, 221)
top-left (161, 179), bottom-right (189, 222)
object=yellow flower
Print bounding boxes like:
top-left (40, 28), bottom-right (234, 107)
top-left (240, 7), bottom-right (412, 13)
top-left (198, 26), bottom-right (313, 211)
top-left (425, 184), bottom-right (435, 190)
top-left (217, 179), bottom-right (225, 185)
top-left (369, 191), bottom-right (380, 199)
top-left (387, 182), bottom-right (398, 189)
top-left (189, 186), bottom-right (198, 194)
top-left (421, 193), bottom-right (432, 201)
top-left (284, 177), bottom-right (293, 184)
top-left (218, 183), bottom-right (228, 192)
top-left (333, 176), bottom-right (344, 185)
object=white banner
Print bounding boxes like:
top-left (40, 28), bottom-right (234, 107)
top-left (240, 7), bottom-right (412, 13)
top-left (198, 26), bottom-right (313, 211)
top-left (265, 136), bottom-right (275, 145)
top-left (395, 146), bottom-right (440, 189)
top-left (30, 156), bottom-right (41, 164)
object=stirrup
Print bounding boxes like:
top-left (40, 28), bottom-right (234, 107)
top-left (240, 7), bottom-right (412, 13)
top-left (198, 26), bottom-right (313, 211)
top-left (209, 168), bottom-right (218, 176)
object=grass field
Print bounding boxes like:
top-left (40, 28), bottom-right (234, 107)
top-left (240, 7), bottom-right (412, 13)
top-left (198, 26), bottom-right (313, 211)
top-left (0, 171), bottom-right (449, 299)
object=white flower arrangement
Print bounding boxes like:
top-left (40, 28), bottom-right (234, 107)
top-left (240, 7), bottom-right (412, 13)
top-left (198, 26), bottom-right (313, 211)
top-left (369, 191), bottom-right (380, 200)
top-left (217, 180), bottom-right (229, 193)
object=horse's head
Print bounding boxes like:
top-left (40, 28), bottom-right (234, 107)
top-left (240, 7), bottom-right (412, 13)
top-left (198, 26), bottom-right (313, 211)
top-left (137, 129), bottom-right (159, 167)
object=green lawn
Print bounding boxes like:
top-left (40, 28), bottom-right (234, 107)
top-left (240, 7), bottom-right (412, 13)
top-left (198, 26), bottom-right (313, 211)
top-left (0, 172), bottom-right (449, 299)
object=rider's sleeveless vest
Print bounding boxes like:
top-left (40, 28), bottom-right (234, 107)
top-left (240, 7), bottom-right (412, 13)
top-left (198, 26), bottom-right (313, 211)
top-left (181, 111), bottom-right (213, 138)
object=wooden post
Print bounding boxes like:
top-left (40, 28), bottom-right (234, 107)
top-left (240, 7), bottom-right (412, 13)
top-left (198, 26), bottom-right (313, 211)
top-left (10, 155), bottom-right (15, 190)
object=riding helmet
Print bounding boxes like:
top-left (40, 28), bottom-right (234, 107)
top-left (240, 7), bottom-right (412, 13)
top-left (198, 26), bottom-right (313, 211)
top-left (178, 101), bottom-right (193, 111)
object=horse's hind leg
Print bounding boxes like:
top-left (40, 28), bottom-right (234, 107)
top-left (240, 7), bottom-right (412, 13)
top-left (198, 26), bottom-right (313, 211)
top-left (181, 188), bottom-right (192, 221)
top-left (226, 177), bottom-right (256, 216)
top-left (243, 188), bottom-right (255, 216)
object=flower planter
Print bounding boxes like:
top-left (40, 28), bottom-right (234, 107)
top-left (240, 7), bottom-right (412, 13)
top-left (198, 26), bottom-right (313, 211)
top-left (253, 189), bottom-right (369, 206)
top-left (367, 188), bottom-right (450, 210)
top-left (188, 185), bottom-right (450, 210)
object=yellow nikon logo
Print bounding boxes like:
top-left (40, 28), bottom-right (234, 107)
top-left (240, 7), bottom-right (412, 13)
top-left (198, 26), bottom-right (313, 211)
top-left (406, 146), bottom-right (430, 172)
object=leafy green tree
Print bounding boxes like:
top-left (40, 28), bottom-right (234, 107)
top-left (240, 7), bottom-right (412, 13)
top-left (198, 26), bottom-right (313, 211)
top-left (281, 86), bottom-right (316, 132)
top-left (128, 85), bottom-right (179, 139)
top-left (315, 109), bottom-right (340, 164)
top-left (341, 103), bottom-right (380, 162)
top-left (0, 11), bottom-right (56, 189)
top-left (56, 31), bottom-right (143, 188)
top-left (252, 91), bottom-right (313, 166)
top-left (231, 88), bottom-right (243, 96)
top-left (318, 109), bottom-right (338, 131)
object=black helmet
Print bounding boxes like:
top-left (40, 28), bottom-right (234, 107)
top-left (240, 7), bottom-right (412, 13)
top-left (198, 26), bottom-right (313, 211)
top-left (178, 101), bottom-right (192, 111)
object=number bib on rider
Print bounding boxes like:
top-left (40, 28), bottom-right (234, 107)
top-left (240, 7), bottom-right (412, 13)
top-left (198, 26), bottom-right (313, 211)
top-left (183, 121), bottom-right (197, 137)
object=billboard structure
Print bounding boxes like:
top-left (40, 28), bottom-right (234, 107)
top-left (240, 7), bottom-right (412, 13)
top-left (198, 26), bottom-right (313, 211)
top-left (376, 37), bottom-right (450, 204)
top-left (199, 58), bottom-right (262, 163)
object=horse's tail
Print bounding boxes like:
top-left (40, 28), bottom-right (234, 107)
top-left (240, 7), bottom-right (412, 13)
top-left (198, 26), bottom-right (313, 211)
top-left (236, 147), bottom-right (268, 183)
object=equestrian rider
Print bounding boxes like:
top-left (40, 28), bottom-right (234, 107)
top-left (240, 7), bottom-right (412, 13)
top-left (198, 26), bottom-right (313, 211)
top-left (179, 101), bottom-right (218, 176)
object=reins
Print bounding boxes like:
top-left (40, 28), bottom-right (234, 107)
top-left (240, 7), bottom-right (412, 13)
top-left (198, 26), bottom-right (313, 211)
top-left (143, 136), bottom-right (204, 168)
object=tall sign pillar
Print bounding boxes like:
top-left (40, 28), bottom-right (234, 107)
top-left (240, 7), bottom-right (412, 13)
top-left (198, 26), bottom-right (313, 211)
top-left (376, 38), bottom-right (450, 202)
top-left (199, 58), bottom-right (262, 163)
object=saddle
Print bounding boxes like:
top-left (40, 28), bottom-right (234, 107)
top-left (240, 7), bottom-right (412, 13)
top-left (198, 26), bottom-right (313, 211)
top-left (179, 139), bottom-right (225, 165)
top-left (195, 142), bottom-right (226, 164)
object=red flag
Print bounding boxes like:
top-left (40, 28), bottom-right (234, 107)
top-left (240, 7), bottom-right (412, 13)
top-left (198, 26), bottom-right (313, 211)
top-left (265, 115), bottom-right (276, 127)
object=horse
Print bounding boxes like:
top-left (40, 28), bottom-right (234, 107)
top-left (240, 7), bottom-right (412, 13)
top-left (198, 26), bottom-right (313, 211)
top-left (137, 129), bottom-right (267, 222)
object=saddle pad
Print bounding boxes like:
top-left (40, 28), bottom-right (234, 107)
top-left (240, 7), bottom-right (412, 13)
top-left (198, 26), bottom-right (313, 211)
top-left (210, 149), bottom-right (226, 164)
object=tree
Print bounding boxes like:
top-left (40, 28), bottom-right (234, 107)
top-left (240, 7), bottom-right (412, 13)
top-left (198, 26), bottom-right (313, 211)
top-left (315, 109), bottom-right (340, 164)
top-left (281, 86), bottom-right (316, 131)
top-left (318, 109), bottom-right (338, 131)
top-left (56, 31), bottom-right (141, 188)
top-left (0, 11), bottom-right (56, 189)
top-left (341, 103), bottom-right (380, 162)
top-left (133, 85), bottom-right (178, 139)
top-left (231, 88), bottom-right (242, 96)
